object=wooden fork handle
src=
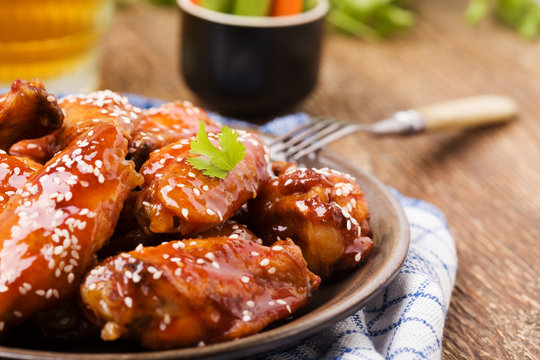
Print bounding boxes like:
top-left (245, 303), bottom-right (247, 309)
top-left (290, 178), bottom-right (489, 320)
top-left (417, 95), bottom-right (518, 131)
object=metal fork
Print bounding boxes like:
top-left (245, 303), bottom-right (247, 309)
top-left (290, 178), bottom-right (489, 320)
top-left (268, 95), bottom-right (518, 161)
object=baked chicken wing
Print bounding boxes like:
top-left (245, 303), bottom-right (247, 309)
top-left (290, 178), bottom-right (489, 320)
top-left (0, 79), bottom-right (63, 150)
top-left (129, 101), bottom-right (220, 168)
top-left (247, 163), bottom-right (374, 278)
top-left (134, 131), bottom-right (270, 235)
top-left (9, 90), bottom-right (142, 163)
top-left (0, 124), bottom-right (142, 332)
top-left (80, 237), bottom-right (320, 349)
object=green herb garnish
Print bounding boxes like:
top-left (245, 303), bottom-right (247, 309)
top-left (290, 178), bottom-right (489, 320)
top-left (187, 120), bottom-right (246, 179)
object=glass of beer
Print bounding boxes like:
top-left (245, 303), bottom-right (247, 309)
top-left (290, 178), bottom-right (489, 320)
top-left (0, 0), bottom-right (114, 93)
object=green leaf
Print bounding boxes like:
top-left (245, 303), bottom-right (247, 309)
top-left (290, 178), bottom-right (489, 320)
top-left (187, 120), bottom-right (246, 179)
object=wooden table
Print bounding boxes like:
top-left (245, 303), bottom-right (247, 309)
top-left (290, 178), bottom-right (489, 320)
top-left (101, 0), bottom-right (540, 358)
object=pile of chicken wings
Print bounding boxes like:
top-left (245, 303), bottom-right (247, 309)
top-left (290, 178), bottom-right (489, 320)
top-left (0, 80), bottom-right (373, 350)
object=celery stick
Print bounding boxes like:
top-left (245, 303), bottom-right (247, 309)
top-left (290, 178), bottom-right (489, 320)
top-left (304, 0), bottom-right (318, 11)
top-left (232, 0), bottom-right (272, 16)
top-left (200, 0), bottom-right (232, 12)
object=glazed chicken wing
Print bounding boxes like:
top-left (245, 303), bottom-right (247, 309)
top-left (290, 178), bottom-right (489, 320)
top-left (0, 124), bottom-right (142, 332)
top-left (0, 79), bottom-right (63, 150)
top-left (129, 101), bottom-right (220, 168)
top-left (134, 131), bottom-right (270, 235)
top-left (80, 237), bottom-right (320, 349)
top-left (9, 90), bottom-right (142, 163)
top-left (247, 163), bottom-right (374, 278)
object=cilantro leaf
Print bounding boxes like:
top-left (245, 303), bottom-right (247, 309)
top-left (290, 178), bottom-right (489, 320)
top-left (187, 120), bottom-right (246, 179)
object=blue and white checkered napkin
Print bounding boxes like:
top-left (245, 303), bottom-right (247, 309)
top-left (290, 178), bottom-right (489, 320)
top-left (127, 96), bottom-right (459, 360)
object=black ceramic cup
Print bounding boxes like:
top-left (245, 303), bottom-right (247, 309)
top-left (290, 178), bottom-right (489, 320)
top-left (178, 0), bottom-right (329, 118)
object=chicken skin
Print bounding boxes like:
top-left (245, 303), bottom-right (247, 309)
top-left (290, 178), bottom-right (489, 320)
top-left (134, 131), bottom-right (270, 235)
top-left (80, 237), bottom-right (320, 349)
top-left (196, 220), bottom-right (262, 244)
top-left (9, 90), bottom-right (142, 163)
top-left (0, 124), bottom-right (142, 332)
top-left (0, 79), bottom-right (63, 150)
top-left (247, 163), bottom-right (374, 278)
top-left (129, 101), bottom-right (221, 168)
top-left (0, 152), bottom-right (41, 210)
top-left (100, 220), bottom-right (260, 260)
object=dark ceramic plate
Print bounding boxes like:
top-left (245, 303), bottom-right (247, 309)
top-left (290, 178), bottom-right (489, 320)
top-left (0, 151), bottom-right (409, 360)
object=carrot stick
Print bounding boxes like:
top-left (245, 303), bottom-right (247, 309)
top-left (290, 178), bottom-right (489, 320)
top-left (272, 0), bottom-right (303, 16)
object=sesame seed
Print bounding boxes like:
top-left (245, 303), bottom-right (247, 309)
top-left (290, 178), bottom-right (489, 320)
top-left (153, 271), bottom-right (162, 280)
top-left (124, 297), bottom-right (133, 308)
top-left (259, 259), bottom-right (270, 266)
top-left (181, 208), bottom-right (189, 218)
top-left (241, 276), bottom-right (250, 283)
top-left (13, 311), bottom-right (22, 318)
top-left (67, 273), bottom-right (75, 283)
top-left (196, 259), bottom-right (204, 264)
top-left (172, 241), bottom-right (185, 249)
top-left (277, 299), bottom-right (287, 305)
top-left (242, 314), bottom-right (251, 322)
top-left (206, 208), bottom-right (215, 216)
top-left (271, 245), bottom-right (283, 251)
top-left (251, 251), bottom-right (259, 257)
top-left (286, 304), bottom-right (292, 313)
top-left (354, 253), bottom-right (362, 262)
top-left (268, 267), bottom-right (276, 274)
top-left (193, 188), bottom-right (201, 196)
top-left (132, 273), bottom-right (142, 283)
top-left (247, 301), bottom-right (255, 308)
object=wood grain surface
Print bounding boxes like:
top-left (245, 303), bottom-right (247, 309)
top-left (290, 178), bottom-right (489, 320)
top-left (100, 0), bottom-right (540, 358)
